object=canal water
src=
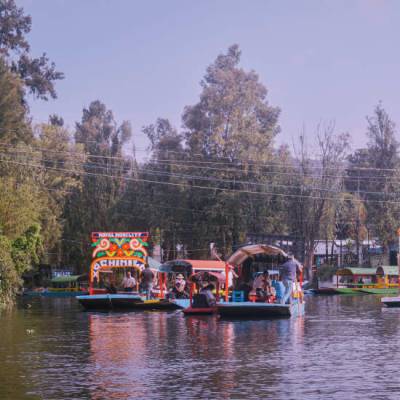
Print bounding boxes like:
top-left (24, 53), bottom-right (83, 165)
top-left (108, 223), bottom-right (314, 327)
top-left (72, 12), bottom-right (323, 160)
top-left (1, 295), bottom-right (400, 399)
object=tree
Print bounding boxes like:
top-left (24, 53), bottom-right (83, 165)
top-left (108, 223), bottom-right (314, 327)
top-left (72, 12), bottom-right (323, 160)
top-left (140, 118), bottom-right (187, 259)
top-left (287, 124), bottom-right (350, 279)
top-left (0, 58), bottom-right (30, 144)
top-left (183, 44), bottom-right (280, 161)
top-left (346, 103), bottom-right (400, 258)
top-left (181, 45), bottom-right (284, 256)
top-left (0, 0), bottom-right (64, 100)
top-left (63, 101), bottom-right (132, 270)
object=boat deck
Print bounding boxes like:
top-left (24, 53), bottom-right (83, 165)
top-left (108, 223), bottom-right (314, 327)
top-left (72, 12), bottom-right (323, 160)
top-left (77, 294), bottom-right (183, 311)
top-left (217, 301), bottom-right (304, 318)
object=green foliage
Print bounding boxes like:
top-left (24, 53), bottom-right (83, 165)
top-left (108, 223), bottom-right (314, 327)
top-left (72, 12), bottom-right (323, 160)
top-left (0, 58), bottom-right (30, 144)
top-left (346, 103), bottom-right (400, 251)
top-left (0, 235), bottom-right (18, 306)
top-left (317, 264), bottom-right (336, 282)
top-left (11, 224), bottom-right (42, 275)
top-left (0, 0), bottom-right (64, 100)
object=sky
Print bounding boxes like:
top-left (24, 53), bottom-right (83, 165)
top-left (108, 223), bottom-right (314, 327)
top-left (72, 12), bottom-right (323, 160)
top-left (19, 0), bottom-right (400, 158)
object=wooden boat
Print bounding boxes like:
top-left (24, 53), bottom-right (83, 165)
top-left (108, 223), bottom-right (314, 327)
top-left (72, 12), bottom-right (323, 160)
top-left (181, 271), bottom-right (226, 315)
top-left (217, 300), bottom-right (304, 318)
top-left (214, 244), bottom-right (305, 319)
top-left (310, 287), bottom-right (338, 295)
top-left (77, 293), bottom-right (182, 311)
top-left (24, 275), bottom-right (88, 297)
top-left (360, 288), bottom-right (398, 295)
top-left (334, 288), bottom-right (363, 295)
top-left (183, 306), bottom-right (217, 315)
top-left (381, 296), bottom-right (400, 307)
top-left (334, 268), bottom-right (378, 295)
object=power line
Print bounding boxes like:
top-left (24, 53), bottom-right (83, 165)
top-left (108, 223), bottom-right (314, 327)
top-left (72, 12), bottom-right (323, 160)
top-left (3, 151), bottom-right (400, 198)
top-left (2, 141), bottom-right (400, 174)
top-left (1, 156), bottom-right (400, 205)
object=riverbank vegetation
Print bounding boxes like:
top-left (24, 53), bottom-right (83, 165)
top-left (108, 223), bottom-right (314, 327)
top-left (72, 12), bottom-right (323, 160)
top-left (0, 1), bottom-right (399, 305)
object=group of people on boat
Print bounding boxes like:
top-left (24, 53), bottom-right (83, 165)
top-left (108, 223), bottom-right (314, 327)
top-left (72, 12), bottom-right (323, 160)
top-left (100, 266), bottom-right (191, 300)
top-left (234, 254), bottom-right (302, 305)
top-left (99, 253), bottom-right (302, 305)
top-left (102, 265), bottom-right (155, 299)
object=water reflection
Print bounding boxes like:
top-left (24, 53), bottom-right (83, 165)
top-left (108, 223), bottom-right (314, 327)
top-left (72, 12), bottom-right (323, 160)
top-left (2, 296), bottom-right (400, 399)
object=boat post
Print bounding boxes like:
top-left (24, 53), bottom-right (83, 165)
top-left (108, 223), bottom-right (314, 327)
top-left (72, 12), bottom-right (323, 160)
top-left (224, 262), bottom-right (229, 302)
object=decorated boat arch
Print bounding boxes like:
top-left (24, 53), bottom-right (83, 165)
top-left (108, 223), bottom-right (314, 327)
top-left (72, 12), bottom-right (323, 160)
top-left (89, 232), bottom-right (149, 293)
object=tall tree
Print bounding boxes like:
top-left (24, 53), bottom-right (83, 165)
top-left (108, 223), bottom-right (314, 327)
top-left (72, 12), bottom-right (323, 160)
top-left (181, 45), bottom-right (284, 257)
top-left (63, 101), bottom-right (132, 270)
top-left (287, 125), bottom-right (350, 279)
top-left (0, 0), bottom-right (64, 100)
top-left (346, 104), bottom-right (400, 258)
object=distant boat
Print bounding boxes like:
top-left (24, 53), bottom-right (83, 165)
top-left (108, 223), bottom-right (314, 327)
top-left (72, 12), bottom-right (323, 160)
top-left (24, 275), bottom-right (88, 297)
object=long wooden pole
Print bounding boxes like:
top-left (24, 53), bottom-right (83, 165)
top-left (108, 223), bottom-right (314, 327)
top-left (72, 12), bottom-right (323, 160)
top-left (225, 263), bottom-right (229, 302)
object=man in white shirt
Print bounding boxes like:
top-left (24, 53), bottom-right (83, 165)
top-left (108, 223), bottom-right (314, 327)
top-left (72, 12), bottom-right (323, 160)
top-left (122, 271), bottom-right (136, 292)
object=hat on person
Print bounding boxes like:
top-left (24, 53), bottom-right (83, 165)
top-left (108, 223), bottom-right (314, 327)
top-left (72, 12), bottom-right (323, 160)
top-left (176, 274), bottom-right (184, 279)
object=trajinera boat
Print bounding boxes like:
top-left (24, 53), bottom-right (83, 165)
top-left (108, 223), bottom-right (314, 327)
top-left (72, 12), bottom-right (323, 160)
top-left (312, 266), bottom-right (399, 296)
top-left (24, 275), bottom-right (88, 297)
top-left (215, 244), bottom-right (305, 318)
top-left (77, 232), bottom-right (181, 311)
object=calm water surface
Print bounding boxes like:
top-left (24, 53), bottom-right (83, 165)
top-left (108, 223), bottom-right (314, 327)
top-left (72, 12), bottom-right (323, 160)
top-left (1, 295), bottom-right (400, 399)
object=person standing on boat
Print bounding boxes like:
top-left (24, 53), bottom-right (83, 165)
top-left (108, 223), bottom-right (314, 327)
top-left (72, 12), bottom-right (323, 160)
top-left (122, 271), bottom-right (136, 292)
top-left (141, 265), bottom-right (154, 300)
top-left (279, 255), bottom-right (302, 304)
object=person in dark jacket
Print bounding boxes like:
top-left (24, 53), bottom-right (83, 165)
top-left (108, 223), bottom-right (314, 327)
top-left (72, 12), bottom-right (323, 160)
top-left (141, 265), bottom-right (154, 300)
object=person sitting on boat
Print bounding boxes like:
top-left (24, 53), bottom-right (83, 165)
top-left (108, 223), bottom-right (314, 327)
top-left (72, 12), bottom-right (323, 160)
top-left (279, 254), bottom-right (302, 304)
top-left (122, 271), bottom-right (137, 292)
top-left (200, 283), bottom-right (216, 307)
top-left (173, 273), bottom-right (187, 299)
top-left (221, 266), bottom-right (238, 289)
top-left (252, 271), bottom-right (275, 302)
top-left (141, 264), bottom-right (154, 300)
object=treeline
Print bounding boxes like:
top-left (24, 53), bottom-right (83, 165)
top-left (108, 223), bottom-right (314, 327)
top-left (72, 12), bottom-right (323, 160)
top-left (0, 1), bottom-right (399, 305)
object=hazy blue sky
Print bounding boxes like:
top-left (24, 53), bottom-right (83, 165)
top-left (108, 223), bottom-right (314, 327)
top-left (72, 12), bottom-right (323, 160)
top-left (20, 0), bottom-right (400, 156)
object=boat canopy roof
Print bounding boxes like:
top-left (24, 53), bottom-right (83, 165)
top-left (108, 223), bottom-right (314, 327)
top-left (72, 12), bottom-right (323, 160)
top-left (336, 267), bottom-right (376, 276)
top-left (227, 244), bottom-right (289, 266)
top-left (189, 271), bottom-right (226, 284)
top-left (51, 275), bottom-right (84, 283)
top-left (376, 266), bottom-right (399, 276)
top-left (159, 259), bottom-right (227, 273)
